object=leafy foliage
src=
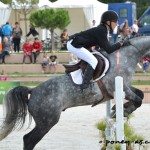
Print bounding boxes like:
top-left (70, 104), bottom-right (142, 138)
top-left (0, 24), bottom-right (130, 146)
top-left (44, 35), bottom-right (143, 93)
top-left (96, 119), bottom-right (106, 132)
top-left (96, 115), bottom-right (145, 149)
top-left (9, 0), bottom-right (39, 35)
top-left (0, 0), bottom-right (12, 4)
top-left (14, 0), bottom-right (39, 4)
top-left (0, 0), bottom-right (39, 5)
top-left (29, 8), bottom-right (70, 30)
top-left (29, 8), bottom-right (70, 50)
top-left (49, 0), bottom-right (57, 2)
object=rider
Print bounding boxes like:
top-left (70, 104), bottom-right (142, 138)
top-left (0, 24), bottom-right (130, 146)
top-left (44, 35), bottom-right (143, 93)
top-left (67, 10), bottom-right (125, 90)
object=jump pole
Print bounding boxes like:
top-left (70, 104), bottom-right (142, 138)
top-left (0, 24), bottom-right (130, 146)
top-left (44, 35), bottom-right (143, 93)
top-left (105, 76), bottom-right (126, 150)
top-left (114, 76), bottom-right (126, 150)
top-left (105, 100), bottom-right (113, 150)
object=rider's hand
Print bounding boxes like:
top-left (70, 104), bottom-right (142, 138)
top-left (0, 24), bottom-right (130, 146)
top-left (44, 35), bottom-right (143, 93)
top-left (119, 38), bottom-right (130, 47)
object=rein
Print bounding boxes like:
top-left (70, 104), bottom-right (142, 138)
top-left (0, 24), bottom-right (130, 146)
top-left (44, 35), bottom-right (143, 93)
top-left (116, 50), bottom-right (120, 75)
top-left (130, 43), bottom-right (141, 52)
top-left (116, 41), bottom-right (140, 76)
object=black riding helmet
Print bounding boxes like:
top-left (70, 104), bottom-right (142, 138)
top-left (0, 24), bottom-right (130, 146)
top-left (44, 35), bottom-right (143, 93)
top-left (101, 10), bottom-right (119, 23)
top-left (100, 10), bottom-right (118, 31)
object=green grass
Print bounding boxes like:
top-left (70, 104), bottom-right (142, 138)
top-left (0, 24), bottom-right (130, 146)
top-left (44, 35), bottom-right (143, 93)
top-left (20, 82), bottom-right (40, 87)
top-left (135, 73), bottom-right (149, 75)
top-left (132, 81), bottom-right (150, 85)
top-left (5, 72), bottom-right (150, 86)
top-left (19, 81), bottom-right (150, 88)
top-left (7, 72), bottom-right (64, 76)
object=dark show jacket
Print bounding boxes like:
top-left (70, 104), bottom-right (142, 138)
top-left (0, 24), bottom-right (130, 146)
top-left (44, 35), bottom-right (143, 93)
top-left (71, 24), bottom-right (121, 54)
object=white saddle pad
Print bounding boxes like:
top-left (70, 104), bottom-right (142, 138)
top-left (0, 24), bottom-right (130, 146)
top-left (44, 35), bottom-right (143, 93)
top-left (70, 51), bottom-right (110, 85)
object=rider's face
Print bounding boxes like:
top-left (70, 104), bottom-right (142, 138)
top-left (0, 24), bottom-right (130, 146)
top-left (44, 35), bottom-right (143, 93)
top-left (106, 20), bottom-right (118, 30)
top-left (111, 21), bottom-right (118, 30)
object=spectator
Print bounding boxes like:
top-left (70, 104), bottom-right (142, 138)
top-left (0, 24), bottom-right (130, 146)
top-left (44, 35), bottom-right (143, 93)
top-left (22, 39), bottom-right (32, 63)
top-left (12, 22), bottom-right (22, 53)
top-left (69, 53), bottom-right (78, 64)
top-left (142, 55), bottom-right (150, 73)
top-left (111, 24), bottom-right (119, 43)
top-left (0, 25), bottom-right (3, 39)
top-left (41, 52), bottom-right (49, 73)
top-left (1, 22), bottom-right (12, 42)
top-left (120, 19), bottom-right (132, 39)
top-left (90, 20), bottom-right (97, 50)
top-left (26, 23), bottom-right (39, 38)
top-left (32, 37), bottom-right (42, 63)
top-left (132, 19), bottom-right (139, 36)
top-left (60, 29), bottom-right (69, 50)
top-left (92, 19), bottom-right (97, 28)
top-left (49, 50), bottom-right (57, 73)
top-left (0, 41), bottom-right (2, 53)
top-left (0, 26), bottom-right (2, 52)
top-left (0, 70), bottom-right (8, 81)
top-left (0, 36), bottom-right (13, 64)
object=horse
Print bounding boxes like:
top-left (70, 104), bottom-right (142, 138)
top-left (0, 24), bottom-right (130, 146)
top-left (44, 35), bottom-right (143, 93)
top-left (0, 35), bottom-right (149, 150)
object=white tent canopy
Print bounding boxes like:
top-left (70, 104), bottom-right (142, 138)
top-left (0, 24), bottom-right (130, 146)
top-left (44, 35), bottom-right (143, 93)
top-left (0, 1), bottom-right (9, 8)
top-left (0, 2), bottom-right (11, 25)
top-left (52, 0), bottom-right (97, 8)
top-left (38, 0), bottom-right (54, 40)
top-left (38, 0), bottom-right (53, 8)
top-left (52, 0), bottom-right (108, 27)
top-left (38, 0), bottom-right (108, 40)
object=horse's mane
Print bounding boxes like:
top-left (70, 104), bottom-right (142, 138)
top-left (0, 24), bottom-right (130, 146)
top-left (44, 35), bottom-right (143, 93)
top-left (129, 33), bottom-right (150, 39)
top-left (121, 34), bottom-right (150, 47)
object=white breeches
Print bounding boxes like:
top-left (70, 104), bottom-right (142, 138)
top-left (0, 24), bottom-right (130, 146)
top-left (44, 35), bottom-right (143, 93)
top-left (67, 40), bottom-right (98, 69)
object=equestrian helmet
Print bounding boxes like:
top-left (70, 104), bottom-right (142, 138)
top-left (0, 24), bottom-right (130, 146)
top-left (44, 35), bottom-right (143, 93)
top-left (101, 10), bottom-right (118, 23)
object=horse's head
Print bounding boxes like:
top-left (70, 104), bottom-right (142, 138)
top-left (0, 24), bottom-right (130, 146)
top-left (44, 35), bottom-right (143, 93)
top-left (115, 35), bottom-right (150, 68)
top-left (105, 35), bottom-right (150, 81)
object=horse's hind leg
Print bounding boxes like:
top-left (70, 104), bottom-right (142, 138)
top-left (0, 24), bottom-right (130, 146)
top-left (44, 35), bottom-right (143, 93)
top-left (23, 111), bottom-right (61, 150)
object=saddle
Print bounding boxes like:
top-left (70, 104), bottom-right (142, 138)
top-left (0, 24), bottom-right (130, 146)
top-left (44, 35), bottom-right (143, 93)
top-left (64, 53), bottom-right (105, 80)
top-left (63, 51), bottom-right (113, 106)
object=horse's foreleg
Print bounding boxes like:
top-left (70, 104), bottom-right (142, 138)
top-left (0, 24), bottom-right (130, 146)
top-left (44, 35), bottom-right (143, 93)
top-left (123, 86), bottom-right (143, 116)
top-left (23, 111), bottom-right (61, 150)
top-left (111, 85), bottom-right (143, 117)
top-left (129, 86), bottom-right (144, 107)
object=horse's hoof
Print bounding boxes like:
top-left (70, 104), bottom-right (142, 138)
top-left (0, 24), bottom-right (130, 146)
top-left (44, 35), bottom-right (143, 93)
top-left (124, 109), bottom-right (130, 117)
top-left (111, 105), bottom-right (116, 110)
top-left (110, 111), bottom-right (116, 118)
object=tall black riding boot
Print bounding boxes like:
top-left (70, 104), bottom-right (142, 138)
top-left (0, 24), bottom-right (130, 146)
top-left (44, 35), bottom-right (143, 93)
top-left (81, 64), bottom-right (94, 90)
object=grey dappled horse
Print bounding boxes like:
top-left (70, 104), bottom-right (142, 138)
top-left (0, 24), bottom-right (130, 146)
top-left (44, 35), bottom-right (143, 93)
top-left (0, 35), bottom-right (149, 150)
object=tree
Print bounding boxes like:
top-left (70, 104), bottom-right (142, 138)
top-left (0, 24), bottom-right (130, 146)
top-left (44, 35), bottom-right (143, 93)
top-left (49, 0), bottom-right (57, 2)
top-left (2, 0), bottom-right (39, 35)
top-left (13, 0), bottom-right (39, 35)
top-left (29, 8), bottom-right (70, 50)
top-left (0, 0), bottom-right (12, 4)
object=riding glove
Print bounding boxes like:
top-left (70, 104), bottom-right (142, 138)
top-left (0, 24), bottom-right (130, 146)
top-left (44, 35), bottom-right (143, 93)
top-left (119, 38), bottom-right (131, 47)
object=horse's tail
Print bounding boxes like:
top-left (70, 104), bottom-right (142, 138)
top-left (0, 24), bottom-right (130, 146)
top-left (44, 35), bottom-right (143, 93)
top-left (0, 86), bottom-right (32, 141)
